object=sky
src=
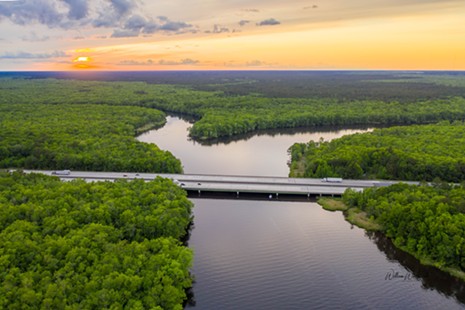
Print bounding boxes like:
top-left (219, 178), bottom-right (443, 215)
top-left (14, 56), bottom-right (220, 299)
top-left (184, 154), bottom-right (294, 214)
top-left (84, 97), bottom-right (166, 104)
top-left (0, 0), bottom-right (464, 71)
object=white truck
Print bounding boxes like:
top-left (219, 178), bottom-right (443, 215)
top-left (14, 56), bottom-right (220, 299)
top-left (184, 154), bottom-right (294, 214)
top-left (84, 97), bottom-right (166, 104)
top-left (51, 170), bottom-right (71, 175)
top-left (321, 177), bottom-right (343, 183)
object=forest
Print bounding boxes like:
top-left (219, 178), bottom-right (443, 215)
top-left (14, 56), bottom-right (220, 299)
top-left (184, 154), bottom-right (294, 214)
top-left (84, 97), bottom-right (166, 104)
top-left (3, 71), bottom-right (465, 101)
top-left (0, 102), bottom-right (182, 173)
top-left (289, 121), bottom-right (465, 182)
top-left (0, 171), bottom-right (194, 309)
top-left (342, 183), bottom-right (465, 279)
top-left (2, 72), bottom-right (465, 141)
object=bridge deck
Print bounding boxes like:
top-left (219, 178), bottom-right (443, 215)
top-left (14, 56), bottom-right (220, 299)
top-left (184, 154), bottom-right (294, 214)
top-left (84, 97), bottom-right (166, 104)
top-left (22, 170), bottom-right (417, 198)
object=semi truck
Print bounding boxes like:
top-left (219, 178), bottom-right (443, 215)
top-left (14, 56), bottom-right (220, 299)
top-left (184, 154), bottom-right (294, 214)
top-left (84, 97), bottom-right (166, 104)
top-left (321, 177), bottom-right (343, 183)
top-left (51, 170), bottom-right (71, 175)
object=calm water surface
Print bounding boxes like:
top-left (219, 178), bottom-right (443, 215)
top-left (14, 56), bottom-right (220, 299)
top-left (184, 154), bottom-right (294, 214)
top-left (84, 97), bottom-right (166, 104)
top-left (187, 200), bottom-right (464, 310)
top-left (137, 116), bottom-right (373, 176)
top-left (138, 117), bottom-right (465, 309)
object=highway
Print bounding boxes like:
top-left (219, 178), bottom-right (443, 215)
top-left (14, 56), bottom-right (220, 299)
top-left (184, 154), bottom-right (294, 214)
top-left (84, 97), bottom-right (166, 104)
top-left (22, 170), bottom-right (418, 198)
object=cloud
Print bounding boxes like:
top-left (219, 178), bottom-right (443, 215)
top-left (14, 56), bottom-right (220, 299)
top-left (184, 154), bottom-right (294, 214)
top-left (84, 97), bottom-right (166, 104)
top-left (119, 58), bottom-right (199, 66)
top-left (0, 0), bottom-right (137, 29)
top-left (63, 0), bottom-right (89, 20)
top-left (92, 0), bottom-right (139, 28)
top-left (241, 9), bottom-right (259, 13)
top-left (111, 0), bottom-right (136, 16)
top-left (0, 0), bottom-right (65, 27)
top-left (158, 19), bottom-right (192, 32)
top-left (21, 32), bottom-right (50, 42)
top-left (111, 28), bottom-right (139, 38)
top-left (256, 18), bottom-right (281, 26)
top-left (158, 58), bottom-right (199, 65)
top-left (119, 59), bottom-right (154, 66)
top-left (246, 60), bottom-right (266, 67)
top-left (239, 20), bottom-right (250, 26)
top-left (123, 14), bottom-right (147, 31)
top-left (224, 59), bottom-right (275, 68)
top-left (111, 15), bottom-right (192, 37)
top-left (205, 24), bottom-right (230, 34)
top-left (303, 5), bottom-right (318, 10)
top-left (0, 50), bottom-right (69, 59)
top-left (0, 0), bottom-right (192, 37)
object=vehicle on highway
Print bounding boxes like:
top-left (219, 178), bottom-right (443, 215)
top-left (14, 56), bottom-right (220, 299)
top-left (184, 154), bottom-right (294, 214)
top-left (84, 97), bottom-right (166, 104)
top-left (51, 170), bottom-right (71, 175)
top-left (321, 177), bottom-right (343, 183)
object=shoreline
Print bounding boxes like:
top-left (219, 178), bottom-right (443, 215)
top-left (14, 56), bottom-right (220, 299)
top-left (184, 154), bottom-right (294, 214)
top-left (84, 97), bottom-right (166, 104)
top-left (317, 197), bottom-right (465, 282)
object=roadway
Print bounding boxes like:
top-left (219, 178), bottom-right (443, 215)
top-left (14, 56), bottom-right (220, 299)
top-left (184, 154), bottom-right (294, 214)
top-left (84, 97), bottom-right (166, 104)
top-left (22, 170), bottom-right (418, 198)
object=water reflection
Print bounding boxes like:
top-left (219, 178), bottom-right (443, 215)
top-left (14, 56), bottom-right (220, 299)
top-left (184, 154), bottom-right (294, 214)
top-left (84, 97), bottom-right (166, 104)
top-left (138, 116), bottom-right (465, 309)
top-left (193, 124), bottom-right (379, 146)
top-left (368, 231), bottom-right (465, 304)
top-left (137, 116), bottom-right (373, 176)
top-left (186, 200), bottom-right (465, 310)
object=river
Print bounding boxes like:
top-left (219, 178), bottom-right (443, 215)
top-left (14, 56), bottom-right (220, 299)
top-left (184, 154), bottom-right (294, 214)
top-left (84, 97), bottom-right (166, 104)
top-left (137, 116), bottom-right (465, 309)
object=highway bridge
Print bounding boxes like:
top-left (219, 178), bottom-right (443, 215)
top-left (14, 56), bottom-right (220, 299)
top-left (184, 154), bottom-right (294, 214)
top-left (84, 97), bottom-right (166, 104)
top-left (22, 170), bottom-right (417, 200)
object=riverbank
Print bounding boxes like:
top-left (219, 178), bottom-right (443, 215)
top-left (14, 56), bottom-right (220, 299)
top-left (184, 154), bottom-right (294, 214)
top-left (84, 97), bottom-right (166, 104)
top-left (318, 198), bottom-right (382, 231)
top-left (317, 198), bottom-right (465, 282)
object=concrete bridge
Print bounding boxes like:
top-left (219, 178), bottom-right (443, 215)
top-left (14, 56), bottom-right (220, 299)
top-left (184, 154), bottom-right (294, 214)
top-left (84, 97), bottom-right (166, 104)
top-left (23, 170), bottom-right (417, 200)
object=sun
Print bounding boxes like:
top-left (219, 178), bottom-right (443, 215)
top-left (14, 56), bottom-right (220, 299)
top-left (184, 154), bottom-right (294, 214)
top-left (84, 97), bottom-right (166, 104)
top-left (74, 56), bottom-right (90, 62)
top-left (72, 56), bottom-right (94, 69)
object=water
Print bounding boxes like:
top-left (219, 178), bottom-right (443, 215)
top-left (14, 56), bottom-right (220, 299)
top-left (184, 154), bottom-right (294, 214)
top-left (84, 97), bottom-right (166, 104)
top-left (187, 200), bottom-right (464, 310)
top-left (137, 117), bottom-right (465, 309)
top-left (137, 116), bottom-right (373, 176)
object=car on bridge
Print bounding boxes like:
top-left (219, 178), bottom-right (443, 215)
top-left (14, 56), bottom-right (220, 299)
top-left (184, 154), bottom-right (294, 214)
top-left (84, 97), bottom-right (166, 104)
top-left (321, 177), bottom-right (343, 183)
top-left (51, 170), bottom-right (71, 175)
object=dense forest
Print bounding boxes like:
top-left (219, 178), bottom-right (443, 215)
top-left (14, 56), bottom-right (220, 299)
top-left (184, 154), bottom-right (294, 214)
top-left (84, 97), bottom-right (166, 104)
top-left (3, 71), bottom-right (465, 101)
top-left (289, 121), bottom-right (465, 182)
top-left (0, 102), bottom-right (181, 173)
top-left (342, 183), bottom-right (465, 279)
top-left (0, 171), bottom-right (193, 309)
top-left (2, 73), bottom-right (465, 141)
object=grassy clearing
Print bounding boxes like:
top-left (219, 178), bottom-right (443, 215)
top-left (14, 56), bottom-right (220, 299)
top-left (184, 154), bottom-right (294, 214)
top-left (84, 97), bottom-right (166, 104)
top-left (345, 208), bottom-right (383, 231)
top-left (317, 198), bottom-right (382, 231)
top-left (288, 158), bottom-right (306, 178)
top-left (317, 198), bottom-right (349, 212)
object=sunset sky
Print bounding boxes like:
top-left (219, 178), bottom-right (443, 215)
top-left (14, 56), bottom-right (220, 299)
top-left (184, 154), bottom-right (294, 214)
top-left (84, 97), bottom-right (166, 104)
top-left (0, 0), bottom-right (464, 71)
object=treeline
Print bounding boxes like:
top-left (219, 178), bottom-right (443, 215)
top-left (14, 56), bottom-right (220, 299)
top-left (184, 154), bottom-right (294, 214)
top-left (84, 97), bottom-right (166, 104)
top-left (289, 121), bottom-right (465, 182)
top-left (6, 71), bottom-right (465, 102)
top-left (0, 103), bottom-right (182, 173)
top-left (3, 77), bottom-right (465, 141)
top-left (0, 171), bottom-right (193, 309)
top-left (189, 97), bottom-right (465, 140)
top-left (343, 183), bottom-right (465, 277)
top-left (194, 71), bottom-right (465, 102)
